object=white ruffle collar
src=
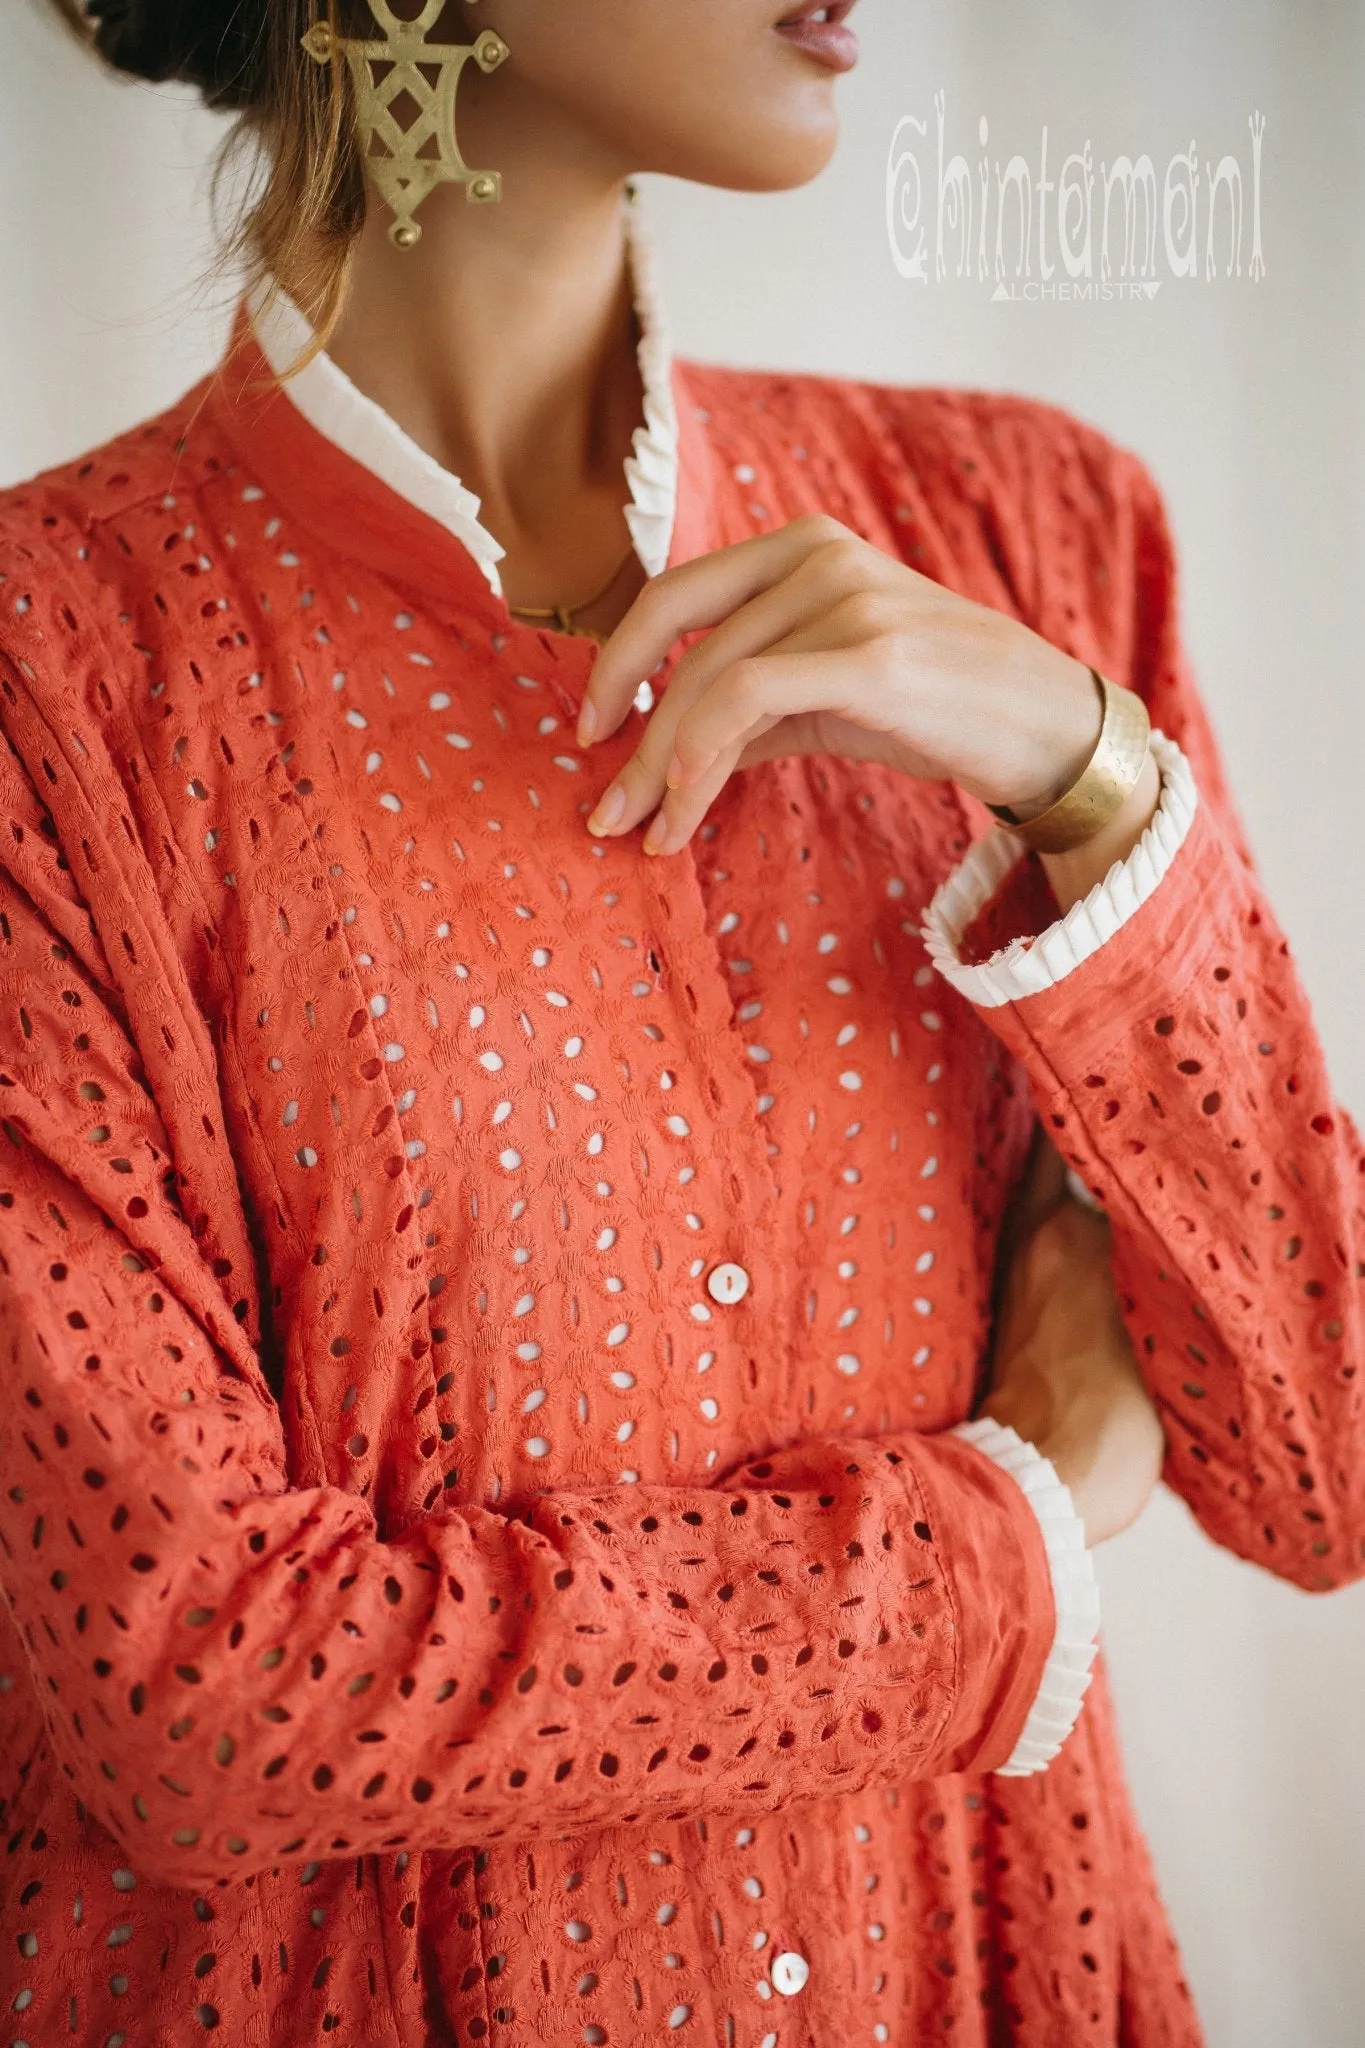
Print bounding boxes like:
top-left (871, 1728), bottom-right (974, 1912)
top-left (247, 187), bottom-right (679, 601)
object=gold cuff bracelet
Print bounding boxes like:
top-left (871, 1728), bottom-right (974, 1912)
top-left (988, 668), bottom-right (1152, 855)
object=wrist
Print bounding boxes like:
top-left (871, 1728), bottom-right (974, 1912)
top-left (981, 658), bottom-right (1154, 875)
top-left (980, 1401), bottom-right (1098, 1543)
top-left (1039, 747), bottom-right (1162, 913)
top-left (979, 647), bottom-right (1103, 821)
top-left (1007, 652), bottom-right (1106, 821)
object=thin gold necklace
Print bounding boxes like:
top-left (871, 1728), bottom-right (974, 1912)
top-left (506, 541), bottom-right (639, 643)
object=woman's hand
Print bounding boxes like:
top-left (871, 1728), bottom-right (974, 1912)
top-left (576, 516), bottom-right (1144, 864)
top-left (981, 1194), bottom-right (1166, 1547)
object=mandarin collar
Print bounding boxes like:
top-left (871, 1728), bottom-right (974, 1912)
top-left (243, 186), bottom-right (679, 603)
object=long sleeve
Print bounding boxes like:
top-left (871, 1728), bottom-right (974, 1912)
top-left (924, 438), bottom-right (1365, 1592)
top-left (0, 644), bottom-right (1065, 1893)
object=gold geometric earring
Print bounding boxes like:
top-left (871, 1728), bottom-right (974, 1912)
top-left (302, 1), bottom-right (511, 250)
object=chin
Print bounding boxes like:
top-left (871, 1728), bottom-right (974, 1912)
top-left (711, 128), bottom-right (841, 194)
top-left (636, 106), bottom-right (841, 196)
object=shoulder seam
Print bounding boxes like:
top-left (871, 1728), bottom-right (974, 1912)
top-left (0, 374), bottom-right (226, 544)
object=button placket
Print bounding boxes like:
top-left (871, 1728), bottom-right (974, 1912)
top-left (638, 847), bottom-right (786, 1437)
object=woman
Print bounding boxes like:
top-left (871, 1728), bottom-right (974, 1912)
top-left (1, 2), bottom-right (1358, 2042)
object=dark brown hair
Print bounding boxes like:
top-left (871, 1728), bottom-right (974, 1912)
top-left (50, 1), bottom-right (370, 346)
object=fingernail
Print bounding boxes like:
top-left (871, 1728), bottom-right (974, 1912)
top-left (577, 700), bottom-right (597, 747)
top-left (587, 783), bottom-right (626, 835)
top-left (664, 752), bottom-right (683, 791)
top-left (642, 810), bottom-right (668, 855)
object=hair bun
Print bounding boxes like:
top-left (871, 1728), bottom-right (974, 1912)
top-left (85, 0), bottom-right (263, 109)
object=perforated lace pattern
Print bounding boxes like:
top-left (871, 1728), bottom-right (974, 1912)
top-left (0, 359), bottom-right (1357, 2047)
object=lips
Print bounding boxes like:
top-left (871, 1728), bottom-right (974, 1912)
top-left (777, 0), bottom-right (858, 20)
top-left (774, 0), bottom-right (860, 73)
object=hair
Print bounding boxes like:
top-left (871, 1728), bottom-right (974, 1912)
top-left (49, 1), bottom-right (371, 348)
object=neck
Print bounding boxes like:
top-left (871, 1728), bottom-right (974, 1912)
top-left (325, 153), bottom-right (647, 616)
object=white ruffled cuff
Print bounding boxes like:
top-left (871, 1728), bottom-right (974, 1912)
top-left (921, 733), bottom-right (1198, 1009)
top-left (949, 1415), bottom-right (1100, 1776)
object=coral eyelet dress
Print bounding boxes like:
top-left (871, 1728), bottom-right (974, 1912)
top-left (0, 206), bottom-right (1359, 2048)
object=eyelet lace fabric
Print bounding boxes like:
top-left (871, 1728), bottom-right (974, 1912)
top-left (0, 330), bottom-right (1358, 2048)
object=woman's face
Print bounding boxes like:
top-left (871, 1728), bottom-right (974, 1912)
top-left (436, 0), bottom-right (860, 195)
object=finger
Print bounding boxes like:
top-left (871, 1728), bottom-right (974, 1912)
top-left (668, 621), bottom-right (882, 795)
top-left (641, 737), bottom-right (751, 857)
top-left (584, 639), bottom-right (703, 838)
top-left (655, 539), bottom-right (882, 753)
top-left (585, 694), bottom-right (684, 840)
top-left (577, 513), bottom-right (854, 746)
top-left (644, 646), bottom-right (874, 857)
top-left (585, 593), bottom-right (854, 843)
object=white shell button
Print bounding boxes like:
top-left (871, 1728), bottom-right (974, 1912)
top-left (706, 1261), bottom-right (751, 1305)
top-left (771, 1950), bottom-right (810, 1997)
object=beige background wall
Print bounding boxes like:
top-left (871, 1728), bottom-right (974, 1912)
top-left (4, 2), bottom-right (1362, 2041)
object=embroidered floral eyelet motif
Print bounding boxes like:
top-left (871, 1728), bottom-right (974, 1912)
top-left (0, 322), bottom-right (1352, 2048)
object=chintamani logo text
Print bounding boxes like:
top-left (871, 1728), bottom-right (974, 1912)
top-left (887, 93), bottom-right (1266, 301)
